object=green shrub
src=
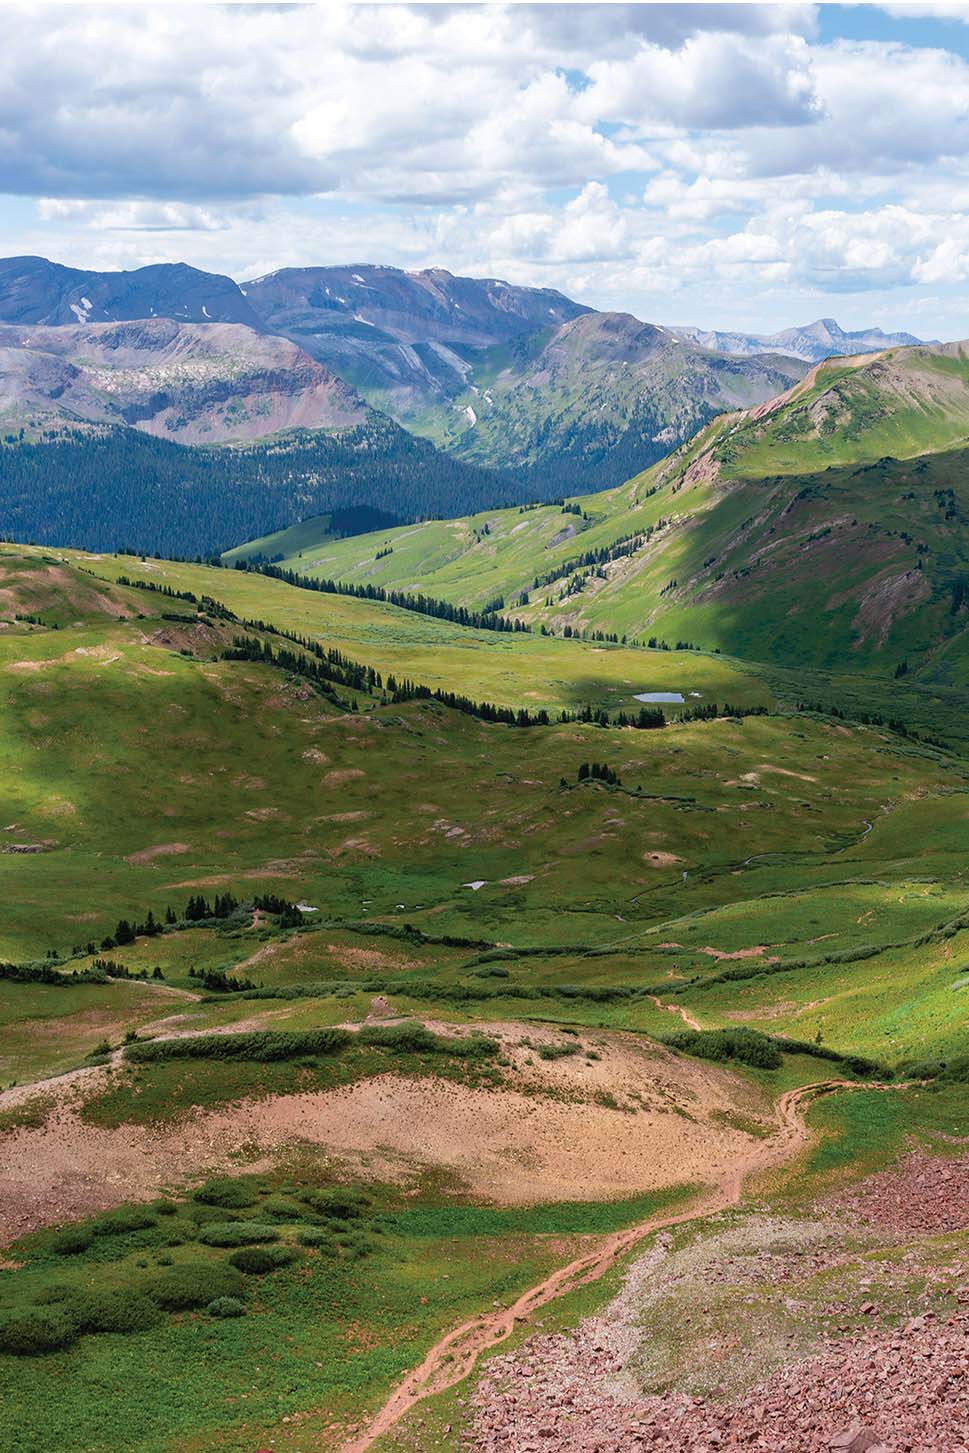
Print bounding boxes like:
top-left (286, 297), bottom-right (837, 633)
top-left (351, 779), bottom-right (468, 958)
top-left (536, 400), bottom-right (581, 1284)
top-left (92, 1207), bottom-right (157, 1236)
top-left (193, 1178), bottom-right (257, 1209)
top-left (152, 1199), bottom-right (178, 1217)
top-left (358, 1022), bottom-right (498, 1058)
top-left (0, 1307), bottom-right (78, 1355)
top-left (68, 1289), bottom-right (162, 1335)
top-left (660, 1028), bottom-right (784, 1070)
top-left (197, 1222), bottom-right (280, 1248)
top-left (297, 1228), bottom-right (337, 1250)
top-left (207, 1296), bottom-right (246, 1318)
top-left (126, 1027), bottom-right (351, 1064)
top-left (536, 1042), bottom-right (580, 1061)
top-left (902, 1053), bottom-right (969, 1083)
top-left (302, 1188), bottom-right (371, 1220)
top-left (145, 1262), bottom-right (245, 1311)
top-left (228, 1246), bottom-right (297, 1275)
top-left (49, 1225), bottom-right (94, 1256)
top-left (261, 1196), bottom-right (303, 1220)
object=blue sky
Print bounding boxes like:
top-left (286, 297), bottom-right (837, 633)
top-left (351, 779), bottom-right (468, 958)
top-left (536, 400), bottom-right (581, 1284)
top-left (4, 3), bottom-right (969, 336)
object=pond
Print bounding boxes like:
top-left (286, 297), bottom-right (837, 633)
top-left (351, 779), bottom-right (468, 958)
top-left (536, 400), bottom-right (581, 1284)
top-left (634, 691), bottom-right (684, 703)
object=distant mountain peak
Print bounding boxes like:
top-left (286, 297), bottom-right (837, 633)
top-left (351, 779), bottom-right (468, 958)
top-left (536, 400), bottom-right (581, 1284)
top-left (0, 254), bottom-right (261, 329)
top-left (670, 316), bottom-right (936, 364)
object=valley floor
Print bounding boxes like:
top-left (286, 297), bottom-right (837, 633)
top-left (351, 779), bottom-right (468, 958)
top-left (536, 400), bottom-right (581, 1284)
top-left (0, 544), bottom-right (965, 1453)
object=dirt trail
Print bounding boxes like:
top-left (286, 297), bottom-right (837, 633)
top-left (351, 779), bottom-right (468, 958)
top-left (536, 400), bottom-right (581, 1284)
top-left (338, 1079), bottom-right (881, 1453)
top-left (646, 995), bottom-right (702, 1032)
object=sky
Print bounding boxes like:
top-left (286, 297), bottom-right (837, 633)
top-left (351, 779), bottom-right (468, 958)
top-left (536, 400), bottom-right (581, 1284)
top-left (5, 1), bottom-right (969, 335)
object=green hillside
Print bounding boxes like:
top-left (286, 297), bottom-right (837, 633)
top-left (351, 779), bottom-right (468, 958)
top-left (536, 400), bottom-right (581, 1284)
top-left (1, 544), bottom-right (966, 1453)
top-left (401, 312), bottom-right (805, 492)
top-left (259, 341), bottom-right (969, 685)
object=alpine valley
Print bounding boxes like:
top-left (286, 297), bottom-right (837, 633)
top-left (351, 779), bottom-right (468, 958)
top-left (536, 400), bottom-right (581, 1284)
top-left (1, 249), bottom-right (966, 1453)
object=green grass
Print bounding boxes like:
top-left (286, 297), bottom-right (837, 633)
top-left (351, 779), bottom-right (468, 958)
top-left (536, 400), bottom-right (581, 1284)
top-left (2, 545), bottom-right (969, 1452)
top-left (238, 348), bottom-right (969, 694)
top-left (0, 1170), bottom-right (694, 1453)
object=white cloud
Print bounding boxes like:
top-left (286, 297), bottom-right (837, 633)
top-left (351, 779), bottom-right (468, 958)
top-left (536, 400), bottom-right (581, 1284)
top-left (5, 2), bottom-right (969, 339)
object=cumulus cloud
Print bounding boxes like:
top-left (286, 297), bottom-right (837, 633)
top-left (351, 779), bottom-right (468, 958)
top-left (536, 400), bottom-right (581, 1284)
top-left (5, 2), bottom-right (969, 337)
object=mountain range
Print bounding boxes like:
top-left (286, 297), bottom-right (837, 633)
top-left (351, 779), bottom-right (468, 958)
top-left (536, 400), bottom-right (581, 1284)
top-left (0, 253), bottom-right (935, 554)
top-left (260, 339), bottom-right (969, 687)
top-left (672, 316), bottom-right (935, 363)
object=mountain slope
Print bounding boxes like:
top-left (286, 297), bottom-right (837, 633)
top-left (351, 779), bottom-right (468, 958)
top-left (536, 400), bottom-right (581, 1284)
top-left (253, 339), bottom-right (969, 681)
top-left (0, 255), bottom-right (261, 328)
top-left (414, 311), bottom-right (806, 490)
top-left (243, 267), bottom-right (810, 489)
top-left (241, 262), bottom-right (590, 414)
top-left (673, 316), bottom-right (934, 363)
top-left (0, 318), bottom-right (366, 443)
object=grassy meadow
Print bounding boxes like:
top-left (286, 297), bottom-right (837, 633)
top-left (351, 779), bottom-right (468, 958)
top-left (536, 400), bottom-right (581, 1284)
top-left (0, 540), bottom-right (966, 1453)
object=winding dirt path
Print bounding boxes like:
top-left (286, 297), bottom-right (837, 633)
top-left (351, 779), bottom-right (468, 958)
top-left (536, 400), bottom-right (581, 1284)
top-left (646, 994), bottom-right (703, 1031)
top-left (339, 1078), bottom-right (885, 1453)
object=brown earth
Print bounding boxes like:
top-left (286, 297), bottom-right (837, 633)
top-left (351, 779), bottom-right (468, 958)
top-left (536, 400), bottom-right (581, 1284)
top-left (337, 1081), bottom-right (867, 1453)
top-left (0, 1025), bottom-right (767, 1243)
top-left (125, 841), bottom-right (191, 865)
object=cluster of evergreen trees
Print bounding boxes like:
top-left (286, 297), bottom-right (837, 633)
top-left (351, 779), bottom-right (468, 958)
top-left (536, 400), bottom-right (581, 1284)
top-left (117, 576), bottom-right (198, 604)
top-left (385, 677), bottom-right (551, 728)
top-left (246, 561), bottom-right (529, 634)
top-left (532, 526), bottom-right (652, 595)
top-left (184, 894), bottom-right (240, 922)
top-left (612, 706), bottom-right (666, 729)
top-left (795, 700), bottom-right (943, 748)
top-left (0, 419), bottom-right (540, 558)
top-left (188, 967), bottom-right (257, 993)
top-left (576, 761), bottom-right (621, 785)
top-left (222, 634), bottom-right (374, 703)
top-left (92, 957), bottom-right (165, 981)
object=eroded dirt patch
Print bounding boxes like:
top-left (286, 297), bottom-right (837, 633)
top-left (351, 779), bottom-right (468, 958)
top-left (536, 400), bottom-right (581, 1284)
top-left (125, 841), bottom-right (191, 865)
top-left (0, 1029), bottom-right (767, 1241)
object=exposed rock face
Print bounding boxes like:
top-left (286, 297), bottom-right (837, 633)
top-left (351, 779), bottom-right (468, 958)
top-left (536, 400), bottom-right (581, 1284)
top-left (0, 318), bottom-right (367, 442)
top-left (241, 263), bottom-right (592, 415)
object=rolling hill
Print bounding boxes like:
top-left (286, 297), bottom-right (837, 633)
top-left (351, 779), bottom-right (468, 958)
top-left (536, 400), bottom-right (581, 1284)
top-left (0, 543), bottom-right (966, 1453)
top-left (246, 339), bottom-right (969, 682)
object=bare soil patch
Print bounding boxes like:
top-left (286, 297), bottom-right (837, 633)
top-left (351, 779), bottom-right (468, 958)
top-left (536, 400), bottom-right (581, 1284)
top-left (0, 1028), bottom-right (767, 1242)
top-left (125, 841), bottom-right (191, 865)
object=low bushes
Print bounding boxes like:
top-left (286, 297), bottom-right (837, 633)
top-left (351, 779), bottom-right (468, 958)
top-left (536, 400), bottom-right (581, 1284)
top-left (228, 1246), bottom-right (298, 1275)
top-left (207, 1296), bottom-right (246, 1318)
top-left (901, 1052), bottom-right (969, 1084)
top-left (660, 1027), bottom-right (784, 1069)
top-left (92, 1208), bottom-right (157, 1236)
top-left (145, 1262), bottom-right (245, 1310)
top-left (301, 1188), bottom-right (370, 1219)
top-left (662, 1027), bottom-right (891, 1078)
top-left (49, 1226), bottom-right (94, 1256)
top-left (67, 1289), bottom-right (162, 1335)
top-left (126, 1027), bottom-right (351, 1064)
top-left (125, 1022), bottom-right (499, 1065)
top-left (357, 1023), bottom-right (498, 1057)
top-left (193, 1178), bottom-right (258, 1209)
top-left (297, 1227), bottom-right (338, 1250)
top-left (197, 1223), bottom-right (280, 1248)
top-left (0, 1307), bottom-right (77, 1356)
